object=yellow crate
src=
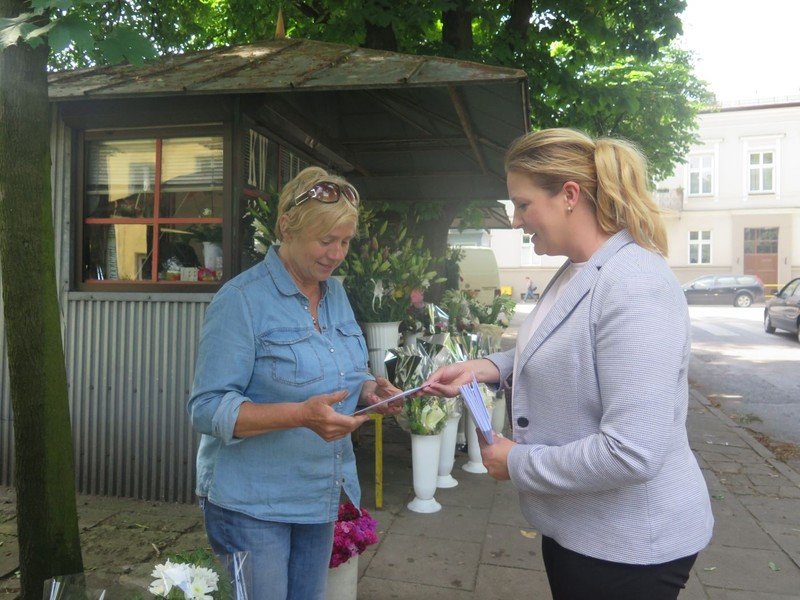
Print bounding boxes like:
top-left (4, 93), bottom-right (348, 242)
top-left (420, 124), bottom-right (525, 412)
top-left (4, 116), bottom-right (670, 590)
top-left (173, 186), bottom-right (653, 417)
top-left (500, 285), bottom-right (513, 296)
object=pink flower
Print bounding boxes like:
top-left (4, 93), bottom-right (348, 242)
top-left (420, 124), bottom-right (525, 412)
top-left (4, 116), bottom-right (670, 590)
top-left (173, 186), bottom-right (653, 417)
top-left (410, 289), bottom-right (425, 308)
top-left (329, 502), bottom-right (379, 568)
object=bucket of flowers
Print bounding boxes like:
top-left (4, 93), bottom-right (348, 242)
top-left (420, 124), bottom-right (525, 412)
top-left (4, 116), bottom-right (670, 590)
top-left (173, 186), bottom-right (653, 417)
top-left (327, 502), bottom-right (379, 599)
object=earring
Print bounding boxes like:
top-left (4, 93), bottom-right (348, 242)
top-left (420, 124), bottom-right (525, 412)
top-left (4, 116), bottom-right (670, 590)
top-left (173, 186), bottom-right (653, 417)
top-left (567, 205), bottom-right (573, 213)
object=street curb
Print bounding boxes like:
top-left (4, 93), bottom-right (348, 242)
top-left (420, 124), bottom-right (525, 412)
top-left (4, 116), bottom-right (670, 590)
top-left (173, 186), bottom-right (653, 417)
top-left (690, 387), bottom-right (800, 489)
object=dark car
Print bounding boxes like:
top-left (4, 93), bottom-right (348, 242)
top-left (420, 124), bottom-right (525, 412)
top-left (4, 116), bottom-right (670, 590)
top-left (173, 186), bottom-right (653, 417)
top-left (764, 277), bottom-right (800, 342)
top-left (682, 274), bottom-right (764, 307)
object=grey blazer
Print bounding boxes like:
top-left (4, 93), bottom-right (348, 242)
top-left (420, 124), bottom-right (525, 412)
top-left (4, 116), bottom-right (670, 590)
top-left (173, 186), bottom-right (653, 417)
top-left (488, 230), bottom-right (713, 564)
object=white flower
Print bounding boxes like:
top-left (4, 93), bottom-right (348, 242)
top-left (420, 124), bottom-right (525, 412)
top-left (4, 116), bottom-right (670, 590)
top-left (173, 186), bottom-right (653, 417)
top-left (149, 560), bottom-right (218, 599)
top-left (420, 403), bottom-right (446, 432)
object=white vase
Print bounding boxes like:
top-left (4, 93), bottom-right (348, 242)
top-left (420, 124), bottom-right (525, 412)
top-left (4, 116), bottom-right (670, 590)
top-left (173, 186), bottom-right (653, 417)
top-left (326, 555), bottom-right (358, 600)
top-left (407, 433), bottom-right (443, 513)
top-left (436, 415), bottom-right (461, 488)
top-left (491, 391), bottom-right (507, 435)
top-left (202, 241), bottom-right (223, 271)
top-left (462, 412), bottom-right (488, 474)
top-left (360, 321), bottom-right (400, 378)
top-left (456, 412), bottom-right (466, 447)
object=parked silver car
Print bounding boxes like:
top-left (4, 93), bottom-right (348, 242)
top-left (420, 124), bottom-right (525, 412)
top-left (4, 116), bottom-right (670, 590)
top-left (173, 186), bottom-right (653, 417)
top-left (764, 277), bottom-right (800, 342)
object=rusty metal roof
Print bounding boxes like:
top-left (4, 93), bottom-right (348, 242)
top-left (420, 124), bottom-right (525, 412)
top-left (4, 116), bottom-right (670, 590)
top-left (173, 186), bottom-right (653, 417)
top-left (48, 38), bottom-right (526, 100)
top-left (49, 39), bottom-right (530, 205)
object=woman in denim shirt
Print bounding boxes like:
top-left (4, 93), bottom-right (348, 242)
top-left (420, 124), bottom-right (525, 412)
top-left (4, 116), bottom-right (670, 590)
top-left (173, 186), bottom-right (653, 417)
top-left (188, 167), bottom-right (401, 599)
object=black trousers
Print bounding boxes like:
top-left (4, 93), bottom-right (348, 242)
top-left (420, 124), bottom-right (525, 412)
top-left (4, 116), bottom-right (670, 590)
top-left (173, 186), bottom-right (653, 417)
top-left (541, 536), bottom-right (697, 600)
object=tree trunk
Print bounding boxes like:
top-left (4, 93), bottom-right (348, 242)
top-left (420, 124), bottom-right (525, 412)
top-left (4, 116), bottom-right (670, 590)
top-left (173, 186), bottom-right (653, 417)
top-left (0, 1), bottom-right (84, 597)
top-left (415, 201), bottom-right (464, 302)
top-left (442, 0), bottom-right (473, 52)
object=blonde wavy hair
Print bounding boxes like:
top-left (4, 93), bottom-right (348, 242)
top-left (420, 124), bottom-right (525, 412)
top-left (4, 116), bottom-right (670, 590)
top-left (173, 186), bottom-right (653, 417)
top-left (504, 128), bottom-right (668, 256)
top-left (276, 166), bottom-right (359, 242)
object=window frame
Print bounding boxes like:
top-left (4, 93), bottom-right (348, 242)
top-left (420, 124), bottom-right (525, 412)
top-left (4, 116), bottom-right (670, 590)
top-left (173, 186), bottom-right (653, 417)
top-left (688, 229), bottom-right (712, 265)
top-left (686, 153), bottom-right (715, 197)
top-left (748, 149), bottom-right (775, 193)
top-left (75, 125), bottom-right (232, 292)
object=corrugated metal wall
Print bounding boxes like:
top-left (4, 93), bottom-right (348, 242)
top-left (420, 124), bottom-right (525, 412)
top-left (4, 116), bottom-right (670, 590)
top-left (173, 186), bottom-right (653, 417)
top-left (0, 109), bottom-right (211, 502)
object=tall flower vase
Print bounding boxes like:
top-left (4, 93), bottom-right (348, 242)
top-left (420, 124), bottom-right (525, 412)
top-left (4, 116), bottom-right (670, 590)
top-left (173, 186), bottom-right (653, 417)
top-left (462, 412), bottom-right (489, 474)
top-left (491, 390), bottom-right (507, 435)
top-left (326, 556), bottom-right (358, 600)
top-left (360, 321), bottom-right (401, 378)
top-left (407, 433), bottom-right (443, 513)
top-left (437, 415), bottom-right (461, 488)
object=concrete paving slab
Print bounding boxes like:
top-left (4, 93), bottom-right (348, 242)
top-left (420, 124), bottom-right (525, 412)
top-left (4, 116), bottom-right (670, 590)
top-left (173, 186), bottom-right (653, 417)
top-left (387, 505), bottom-right (489, 544)
top-left (488, 485), bottom-right (529, 528)
top-left (706, 589), bottom-right (800, 599)
top-left (480, 522), bottom-right (543, 571)
top-left (682, 570), bottom-right (710, 599)
top-left (738, 497), bottom-right (800, 527)
top-left (707, 495), bottom-right (779, 550)
top-left (366, 531), bottom-right (482, 591)
top-left (357, 576), bottom-right (474, 599)
top-left (695, 545), bottom-right (800, 596)
top-left (760, 522), bottom-right (800, 567)
top-left (474, 564), bottom-right (552, 599)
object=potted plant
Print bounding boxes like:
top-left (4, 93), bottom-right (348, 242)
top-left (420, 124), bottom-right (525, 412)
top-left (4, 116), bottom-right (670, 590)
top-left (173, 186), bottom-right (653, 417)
top-left (188, 209), bottom-right (224, 272)
top-left (338, 209), bottom-right (444, 376)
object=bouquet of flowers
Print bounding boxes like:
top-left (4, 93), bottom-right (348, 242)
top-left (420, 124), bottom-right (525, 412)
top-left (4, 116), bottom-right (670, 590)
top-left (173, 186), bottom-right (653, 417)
top-left (330, 502), bottom-right (379, 568)
top-left (148, 560), bottom-right (220, 599)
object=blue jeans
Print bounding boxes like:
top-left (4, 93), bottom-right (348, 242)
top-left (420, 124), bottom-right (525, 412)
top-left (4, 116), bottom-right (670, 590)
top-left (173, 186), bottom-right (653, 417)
top-left (201, 499), bottom-right (335, 600)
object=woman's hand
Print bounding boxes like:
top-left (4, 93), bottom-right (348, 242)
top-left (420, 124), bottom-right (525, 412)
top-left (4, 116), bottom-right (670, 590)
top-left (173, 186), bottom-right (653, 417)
top-left (424, 358), bottom-right (500, 398)
top-left (478, 431), bottom-right (515, 481)
top-left (360, 377), bottom-right (403, 415)
top-left (300, 390), bottom-right (369, 441)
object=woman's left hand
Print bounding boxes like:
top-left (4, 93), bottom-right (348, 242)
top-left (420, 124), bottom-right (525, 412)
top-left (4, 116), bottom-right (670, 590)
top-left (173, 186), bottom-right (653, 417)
top-left (477, 431), bottom-right (515, 481)
top-left (360, 377), bottom-right (403, 415)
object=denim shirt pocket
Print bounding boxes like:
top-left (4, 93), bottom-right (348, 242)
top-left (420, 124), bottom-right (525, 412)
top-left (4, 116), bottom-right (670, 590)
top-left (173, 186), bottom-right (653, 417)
top-left (335, 320), bottom-right (369, 373)
top-left (257, 327), bottom-right (324, 386)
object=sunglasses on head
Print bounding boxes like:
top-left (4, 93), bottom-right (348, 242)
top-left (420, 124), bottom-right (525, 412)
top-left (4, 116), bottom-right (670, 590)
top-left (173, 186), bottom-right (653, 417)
top-left (290, 181), bottom-right (360, 211)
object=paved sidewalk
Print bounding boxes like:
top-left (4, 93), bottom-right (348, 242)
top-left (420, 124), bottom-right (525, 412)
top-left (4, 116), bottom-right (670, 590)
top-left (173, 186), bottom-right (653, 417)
top-left (2, 387), bottom-right (800, 599)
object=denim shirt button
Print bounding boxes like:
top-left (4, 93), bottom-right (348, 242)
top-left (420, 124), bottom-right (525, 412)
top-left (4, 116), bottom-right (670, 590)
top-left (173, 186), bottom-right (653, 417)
top-left (340, 372), bottom-right (344, 376)
top-left (329, 348), bottom-right (335, 352)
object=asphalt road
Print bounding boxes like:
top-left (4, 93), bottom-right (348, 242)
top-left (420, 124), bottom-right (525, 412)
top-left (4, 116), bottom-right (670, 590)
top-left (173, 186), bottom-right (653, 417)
top-left (688, 305), bottom-right (800, 456)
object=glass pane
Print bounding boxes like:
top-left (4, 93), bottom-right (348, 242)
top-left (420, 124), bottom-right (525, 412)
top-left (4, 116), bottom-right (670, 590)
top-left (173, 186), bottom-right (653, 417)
top-left (749, 169), bottom-right (760, 191)
top-left (160, 137), bottom-right (224, 218)
top-left (689, 156), bottom-right (700, 169)
top-left (701, 245), bottom-right (711, 263)
top-left (701, 173), bottom-right (712, 193)
top-left (757, 240), bottom-right (777, 253)
top-left (763, 152), bottom-right (773, 164)
top-left (159, 228), bottom-right (223, 282)
top-left (689, 245), bottom-right (698, 264)
top-left (744, 240), bottom-right (755, 253)
top-left (83, 224), bottom-right (152, 281)
top-left (689, 231), bottom-right (698, 241)
top-left (763, 167), bottom-right (773, 190)
top-left (749, 153), bottom-right (760, 165)
top-left (690, 173), bottom-right (699, 194)
top-left (86, 140), bottom-right (155, 218)
top-left (701, 231), bottom-right (711, 240)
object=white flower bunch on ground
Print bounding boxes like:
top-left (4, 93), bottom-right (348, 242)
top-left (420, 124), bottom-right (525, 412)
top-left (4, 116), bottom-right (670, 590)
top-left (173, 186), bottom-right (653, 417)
top-left (149, 559), bottom-right (220, 599)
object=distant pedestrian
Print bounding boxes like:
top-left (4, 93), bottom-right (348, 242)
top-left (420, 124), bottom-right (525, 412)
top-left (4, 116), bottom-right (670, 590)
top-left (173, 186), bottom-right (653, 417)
top-left (522, 277), bottom-right (538, 301)
top-left (426, 128), bottom-right (713, 600)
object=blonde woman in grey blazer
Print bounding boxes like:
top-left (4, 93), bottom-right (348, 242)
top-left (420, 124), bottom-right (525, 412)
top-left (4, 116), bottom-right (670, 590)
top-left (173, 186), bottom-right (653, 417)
top-left (427, 129), bottom-right (713, 600)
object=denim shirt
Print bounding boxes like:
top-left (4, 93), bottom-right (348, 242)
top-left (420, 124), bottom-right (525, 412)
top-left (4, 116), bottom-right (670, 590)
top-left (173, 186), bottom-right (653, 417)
top-left (188, 245), bottom-right (372, 524)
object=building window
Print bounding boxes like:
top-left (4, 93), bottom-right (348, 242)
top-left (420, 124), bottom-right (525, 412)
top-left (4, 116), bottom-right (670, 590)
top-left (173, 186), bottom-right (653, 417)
top-left (688, 154), bottom-right (713, 195)
top-left (82, 134), bottom-right (224, 287)
top-left (688, 230), bottom-right (711, 264)
top-left (520, 234), bottom-right (542, 266)
top-left (748, 151), bottom-right (774, 193)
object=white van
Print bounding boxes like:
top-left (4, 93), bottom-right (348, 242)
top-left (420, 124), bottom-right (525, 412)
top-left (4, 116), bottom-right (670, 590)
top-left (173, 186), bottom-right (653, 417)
top-left (457, 246), bottom-right (500, 304)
